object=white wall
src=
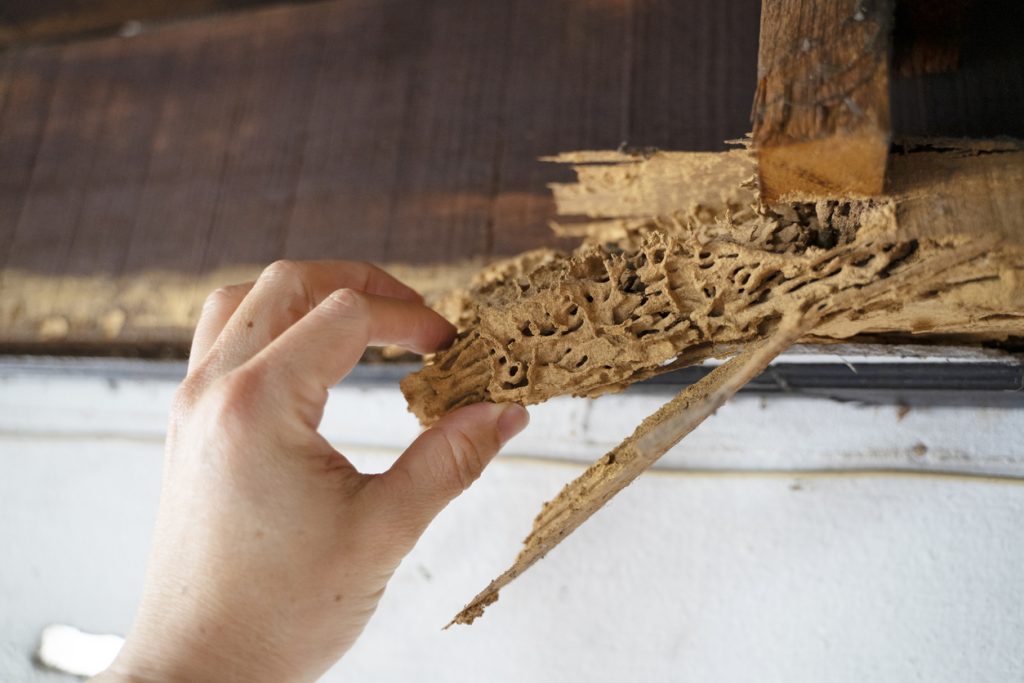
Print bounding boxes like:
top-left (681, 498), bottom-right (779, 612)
top-left (2, 358), bottom-right (1024, 682)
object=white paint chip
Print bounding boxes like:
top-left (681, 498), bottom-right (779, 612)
top-left (37, 624), bottom-right (124, 677)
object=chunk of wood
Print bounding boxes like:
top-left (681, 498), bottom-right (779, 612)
top-left (751, 0), bottom-right (893, 201)
top-left (446, 222), bottom-right (1003, 625)
top-left (402, 142), bottom-right (1024, 425)
top-left (403, 139), bottom-right (1022, 622)
top-left (449, 327), bottom-right (802, 626)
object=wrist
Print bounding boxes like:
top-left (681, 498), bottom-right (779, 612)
top-left (100, 610), bottom-right (290, 683)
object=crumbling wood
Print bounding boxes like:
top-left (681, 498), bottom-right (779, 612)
top-left (446, 225), bottom-right (999, 625)
top-left (448, 328), bottom-right (801, 626)
top-left (402, 142), bottom-right (1024, 425)
top-left (401, 140), bottom-right (1022, 623)
top-left (751, 0), bottom-right (893, 201)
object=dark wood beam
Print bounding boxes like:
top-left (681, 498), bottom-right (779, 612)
top-left (0, 0), bottom-right (304, 46)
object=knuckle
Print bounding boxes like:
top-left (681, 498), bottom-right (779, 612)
top-left (325, 287), bottom-right (364, 311)
top-left (202, 285), bottom-right (238, 312)
top-left (170, 381), bottom-right (198, 416)
top-left (261, 259), bottom-right (301, 282)
top-left (208, 368), bottom-right (265, 428)
top-left (219, 367), bottom-right (264, 404)
top-left (261, 260), bottom-right (313, 311)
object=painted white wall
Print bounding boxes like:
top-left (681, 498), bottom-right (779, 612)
top-left (2, 360), bottom-right (1023, 682)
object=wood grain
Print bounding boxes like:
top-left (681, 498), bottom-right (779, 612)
top-left (0, 0), bottom-right (761, 351)
top-left (2, 0), bottom-right (1021, 352)
top-left (0, 0), bottom-right (309, 46)
top-left (751, 0), bottom-right (892, 201)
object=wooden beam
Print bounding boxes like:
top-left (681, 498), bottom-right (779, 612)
top-left (0, 0), bottom-right (760, 353)
top-left (0, 0), bottom-right (300, 46)
top-left (751, 0), bottom-right (893, 201)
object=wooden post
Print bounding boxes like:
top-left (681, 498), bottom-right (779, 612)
top-left (752, 0), bottom-right (893, 202)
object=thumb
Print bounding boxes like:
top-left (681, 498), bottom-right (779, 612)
top-left (374, 402), bottom-right (529, 537)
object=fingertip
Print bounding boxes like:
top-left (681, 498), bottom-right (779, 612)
top-left (496, 404), bottom-right (529, 446)
top-left (443, 402), bottom-right (528, 448)
top-left (412, 312), bottom-right (457, 355)
top-left (435, 318), bottom-right (458, 350)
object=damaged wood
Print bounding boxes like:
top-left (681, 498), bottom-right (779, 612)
top-left (398, 140), bottom-right (1024, 623)
top-left (447, 227), bottom-right (997, 625)
top-left (402, 142), bottom-right (1024, 425)
top-left (751, 0), bottom-right (892, 201)
top-left (449, 330), bottom-right (802, 626)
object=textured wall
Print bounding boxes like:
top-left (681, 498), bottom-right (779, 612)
top-left (2, 362), bottom-right (1023, 681)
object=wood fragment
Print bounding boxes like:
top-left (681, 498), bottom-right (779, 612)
top-left (448, 325), bottom-right (801, 626)
top-left (402, 144), bottom-right (1024, 426)
top-left (446, 224), bottom-right (1000, 625)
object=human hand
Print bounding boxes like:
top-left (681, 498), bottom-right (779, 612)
top-left (95, 260), bottom-right (528, 682)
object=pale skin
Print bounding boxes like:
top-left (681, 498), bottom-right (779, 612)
top-left (93, 260), bottom-right (529, 682)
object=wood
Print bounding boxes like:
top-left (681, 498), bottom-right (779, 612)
top-left (751, 0), bottom-right (892, 201)
top-left (0, 0), bottom-right (762, 352)
top-left (0, 0), bottom-right (301, 46)
top-left (450, 328), bottom-right (802, 625)
top-left (402, 140), bottom-right (1024, 624)
top-left (891, 0), bottom-right (967, 77)
top-left (402, 142), bottom-right (1024, 426)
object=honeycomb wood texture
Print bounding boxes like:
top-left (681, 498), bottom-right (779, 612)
top-left (402, 139), bottom-right (1024, 625)
top-left (403, 142), bottom-right (1024, 426)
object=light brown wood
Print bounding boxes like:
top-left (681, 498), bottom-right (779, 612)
top-left (403, 143), bottom-right (1024, 426)
top-left (418, 140), bottom-right (1024, 625)
top-left (751, 0), bottom-right (892, 201)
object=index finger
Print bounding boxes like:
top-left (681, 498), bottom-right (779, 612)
top-left (247, 288), bottom-right (455, 422)
top-left (204, 260), bottom-right (425, 378)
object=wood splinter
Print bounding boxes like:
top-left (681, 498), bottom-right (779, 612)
top-left (447, 236), bottom-right (999, 626)
top-left (447, 323), bottom-right (802, 627)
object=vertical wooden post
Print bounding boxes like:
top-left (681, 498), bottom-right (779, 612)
top-left (752, 0), bottom-right (893, 202)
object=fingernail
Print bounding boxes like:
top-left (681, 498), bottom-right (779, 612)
top-left (496, 404), bottom-right (530, 446)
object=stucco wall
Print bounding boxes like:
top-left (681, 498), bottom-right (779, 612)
top-left (2, 360), bottom-right (1023, 681)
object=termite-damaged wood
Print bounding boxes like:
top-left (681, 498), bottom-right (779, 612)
top-left (403, 141), bottom-right (1024, 426)
top-left (751, 0), bottom-right (893, 201)
top-left (447, 228), bottom-right (998, 625)
top-left (399, 139), bottom-right (1023, 623)
top-left (449, 330), bottom-right (802, 626)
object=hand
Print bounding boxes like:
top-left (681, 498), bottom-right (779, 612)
top-left (95, 260), bottom-right (529, 682)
